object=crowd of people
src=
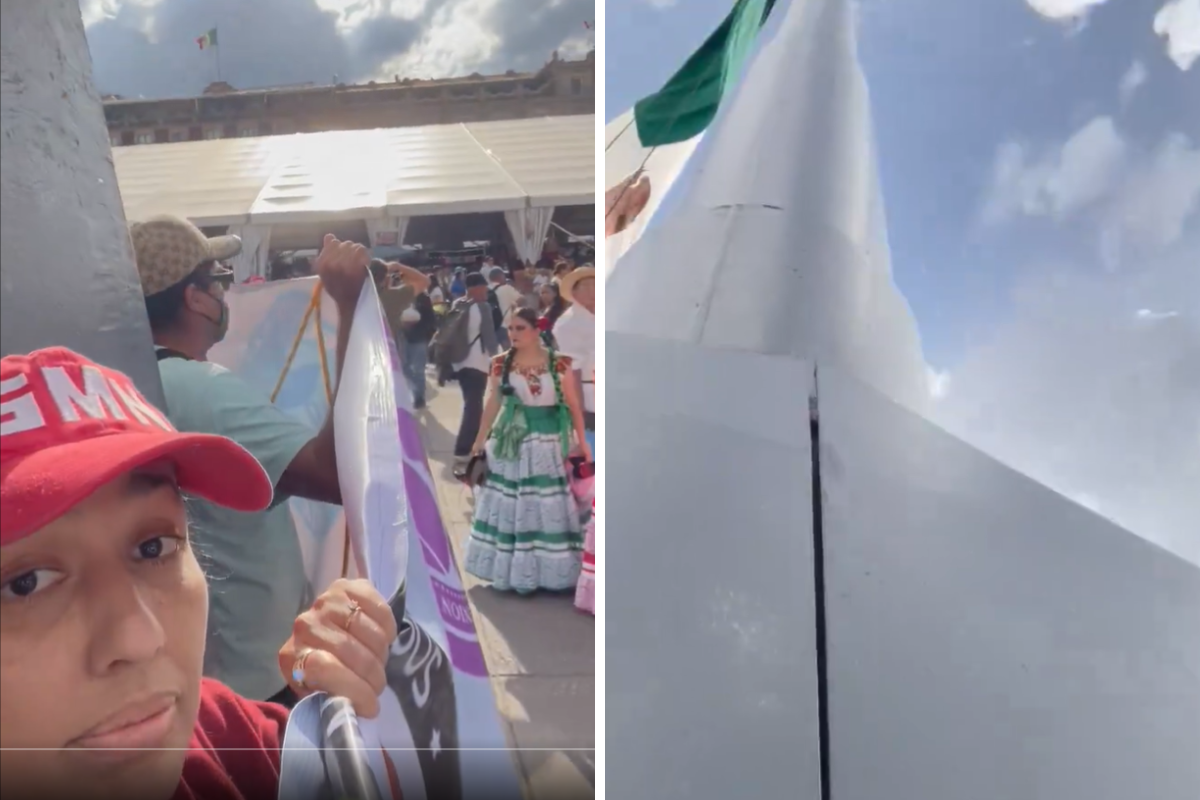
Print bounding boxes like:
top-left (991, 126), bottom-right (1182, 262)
top-left (370, 250), bottom-right (599, 615)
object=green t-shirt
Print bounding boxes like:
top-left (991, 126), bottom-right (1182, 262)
top-left (157, 353), bottom-right (315, 701)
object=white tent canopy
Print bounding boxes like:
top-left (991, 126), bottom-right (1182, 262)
top-left (112, 115), bottom-right (594, 227)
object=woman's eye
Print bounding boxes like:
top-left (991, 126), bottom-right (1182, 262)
top-left (135, 536), bottom-right (181, 561)
top-left (0, 569), bottom-right (65, 601)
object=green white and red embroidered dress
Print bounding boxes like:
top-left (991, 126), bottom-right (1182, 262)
top-left (465, 352), bottom-right (590, 593)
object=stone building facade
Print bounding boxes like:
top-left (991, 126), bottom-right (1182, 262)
top-left (105, 51), bottom-right (594, 147)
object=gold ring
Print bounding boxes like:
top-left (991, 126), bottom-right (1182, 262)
top-left (291, 648), bottom-right (314, 689)
top-left (344, 601), bottom-right (363, 632)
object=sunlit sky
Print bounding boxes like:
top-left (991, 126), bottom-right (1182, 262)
top-left (607, 0), bottom-right (1200, 563)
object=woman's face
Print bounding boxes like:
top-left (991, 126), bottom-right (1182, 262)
top-left (0, 464), bottom-right (208, 800)
top-left (539, 286), bottom-right (556, 309)
top-left (506, 315), bottom-right (540, 350)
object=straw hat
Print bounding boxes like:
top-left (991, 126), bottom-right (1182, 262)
top-left (559, 266), bottom-right (596, 303)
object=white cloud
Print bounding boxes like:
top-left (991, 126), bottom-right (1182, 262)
top-left (981, 116), bottom-right (1127, 226)
top-left (80, 0), bottom-right (120, 27)
top-left (981, 118), bottom-right (1200, 268)
top-left (925, 366), bottom-right (952, 400)
top-left (82, 0), bottom-right (591, 97)
top-left (375, 0), bottom-right (500, 78)
top-left (80, 0), bottom-right (160, 32)
top-left (1117, 59), bottom-right (1148, 106)
top-left (313, 0), bottom-right (429, 33)
top-left (960, 117), bottom-right (1200, 563)
top-left (931, 253), bottom-right (1200, 566)
top-left (1154, 0), bottom-right (1200, 71)
top-left (1101, 132), bottom-right (1200, 263)
top-left (1024, 0), bottom-right (1109, 22)
top-left (1136, 307), bottom-right (1181, 320)
top-left (645, 0), bottom-right (680, 7)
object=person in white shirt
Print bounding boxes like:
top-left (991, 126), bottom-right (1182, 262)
top-left (488, 267), bottom-right (521, 316)
top-left (553, 266), bottom-right (596, 445)
top-left (452, 273), bottom-right (501, 469)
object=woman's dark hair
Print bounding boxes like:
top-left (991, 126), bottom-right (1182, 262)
top-left (511, 307), bottom-right (539, 330)
top-left (501, 308), bottom-right (548, 396)
top-left (144, 262), bottom-right (217, 333)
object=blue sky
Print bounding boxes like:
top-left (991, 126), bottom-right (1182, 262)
top-left (607, 0), bottom-right (1200, 560)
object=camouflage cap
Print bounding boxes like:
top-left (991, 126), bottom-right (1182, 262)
top-left (130, 215), bottom-right (241, 297)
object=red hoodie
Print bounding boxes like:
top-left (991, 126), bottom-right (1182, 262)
top-left (172, 679), bottom-right (288, 800)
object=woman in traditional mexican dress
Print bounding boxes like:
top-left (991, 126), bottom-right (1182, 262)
top-left (465, 308), bottom-right (594, 593)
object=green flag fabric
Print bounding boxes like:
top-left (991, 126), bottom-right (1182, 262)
top-left (633, 0), bottom-right (776, 148)
top-left (196, 28), bottom-right (218, 50)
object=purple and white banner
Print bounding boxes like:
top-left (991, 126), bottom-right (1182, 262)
top-left (211, 277), bottom-right (522, 800)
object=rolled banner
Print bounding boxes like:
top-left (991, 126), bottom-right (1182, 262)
top-left (319, 696), bottom-right (386, 800)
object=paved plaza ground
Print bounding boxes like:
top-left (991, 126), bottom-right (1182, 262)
top-left (415, 374), bottom-right (596, 800)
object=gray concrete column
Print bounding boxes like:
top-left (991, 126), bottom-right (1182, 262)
top-left (1, 0), bottom-right (163, 405)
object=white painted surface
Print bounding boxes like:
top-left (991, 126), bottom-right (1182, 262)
top-left (606, 0), bottom-right (930, 414)
top-left (818, 361), bottom-right (1200, 800)
top-left (606, 332), bottom-right (823, 800)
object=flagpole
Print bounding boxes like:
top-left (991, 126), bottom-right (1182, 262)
top-left (214, 25), bottom-right (221, 81)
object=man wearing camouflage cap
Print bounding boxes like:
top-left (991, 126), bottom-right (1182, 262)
top-left (131, 214), bottom-right (370, 705)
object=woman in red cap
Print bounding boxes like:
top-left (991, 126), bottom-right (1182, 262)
top-left (0, 347), bottom-right (396, 800)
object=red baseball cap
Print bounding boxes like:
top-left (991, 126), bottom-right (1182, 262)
top-left (1, 347), bottom-right (274, 545)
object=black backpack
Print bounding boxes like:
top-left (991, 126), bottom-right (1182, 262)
top-left (486, 288), bottom-right (504, 331)
top-left (430, 299), bottom-right (480, 370)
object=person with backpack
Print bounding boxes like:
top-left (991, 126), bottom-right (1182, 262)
top-left (487, 267), bottom-right (519, 347)
top-left (431, 272), bottom-right (500, 474)
top-left (400, 282), bottom-right (438, 410)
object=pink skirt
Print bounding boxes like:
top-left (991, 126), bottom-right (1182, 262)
top-left (570, 469), bottom-right (596, 616)
top-left (575, 504), bottom-right (595, 615)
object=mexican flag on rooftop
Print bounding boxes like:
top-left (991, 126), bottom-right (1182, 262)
top-left (196, 28), bottom-right (218, 50)
top-left (633, 0), bottom-right (777, 147)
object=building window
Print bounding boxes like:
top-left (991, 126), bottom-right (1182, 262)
top-left (121, 130), bottom-right (135, 146)
top-left (239, 126), bottom-right (257, 137)
top-left (171, 130), bottom-right (185, 142)
top-left (570, 77), bottom-right (583, 95)
top-left (134, 132), bottom-right (153, 145)
top-left (204, 129), bottom-right (221, 140)
top-left (154, 128), bottom-right (169, 144)
top-left (222, 123), bottom-right (237, 138)
top-left (188, 126), bottom-right (203, 141)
